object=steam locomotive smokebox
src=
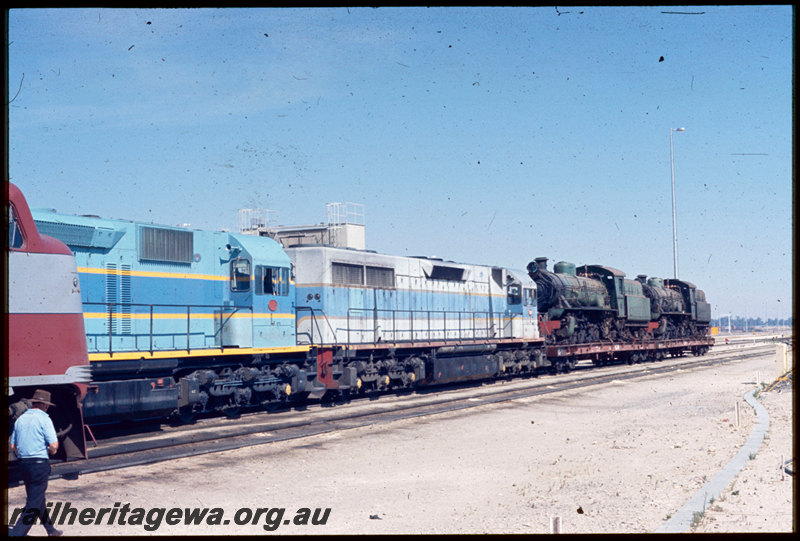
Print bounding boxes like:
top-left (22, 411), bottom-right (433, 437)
top-left (431, 354), bottom-right (501, 384)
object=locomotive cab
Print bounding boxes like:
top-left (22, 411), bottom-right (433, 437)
top-left (7, 183), bottom-right (90, 461)
top-left (664, 279), bottom-right (712, 329)
top-left (496, 268), bottom-right (538, 340)
top-left (577, 264), bottom-right (650, 324)
top-left (222, 234), bottom-right (295, 349)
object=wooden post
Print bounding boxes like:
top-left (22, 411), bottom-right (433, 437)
top-left (550, 516), bottom-right (561, 534)
top-left (735, 401), bottom-right (740, 427)
top-left (776, 344), bottom-right (789, 377)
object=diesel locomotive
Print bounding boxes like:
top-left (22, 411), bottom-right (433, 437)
top-left (7, 183), bottom-right (90, 461)
top-left (28, 208), bottom-right (546, 423)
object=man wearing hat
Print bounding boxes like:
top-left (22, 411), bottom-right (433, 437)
top-left (9, 389), bottom-right (63, 537)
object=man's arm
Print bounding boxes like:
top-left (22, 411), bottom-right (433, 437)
top-left (44, 414), bottom-right (59, 456)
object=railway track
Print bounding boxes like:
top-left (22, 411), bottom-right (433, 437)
top-left (9, 342), bottom-right (778, 487)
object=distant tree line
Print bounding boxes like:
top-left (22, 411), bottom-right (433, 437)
top-left (710, 316), bottom-right (793, 331)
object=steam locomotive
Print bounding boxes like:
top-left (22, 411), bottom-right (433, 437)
top-left (527, 257), bottom-right (711, 345)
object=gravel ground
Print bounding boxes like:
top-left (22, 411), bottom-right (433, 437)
top-left (6, 345), bottom-right (794, 535)
top-left (692, 383), bottom-right (794, 532)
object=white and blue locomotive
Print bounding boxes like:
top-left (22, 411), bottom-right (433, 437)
top-left (31, 210), bottom-right (544, 423)
top-left (289, 245), bottom-right (542, 390)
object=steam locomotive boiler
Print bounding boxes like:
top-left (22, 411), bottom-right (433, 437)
top-left (527, 257), bottom-right (651, 344)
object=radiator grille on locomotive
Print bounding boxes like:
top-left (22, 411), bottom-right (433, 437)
top-left (139, 226), bottom-right (194, 264)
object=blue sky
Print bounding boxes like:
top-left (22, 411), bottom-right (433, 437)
top-left (7, 6), bottom-right (793, 320)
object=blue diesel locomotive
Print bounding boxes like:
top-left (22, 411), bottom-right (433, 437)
top-left (31, 210), bottom-right (545, 423)
top-left (288, 245), bottom-right (543, 390)
top-left (32, 210), bottom-right (304, 421)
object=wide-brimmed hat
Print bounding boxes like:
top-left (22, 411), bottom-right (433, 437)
top-left (31, 389), bottom-right (56, 407)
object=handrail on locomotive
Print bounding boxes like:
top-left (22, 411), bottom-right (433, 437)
top-left (294, 306), bottom-right (339, 348)
top-left (82, 301), bottom-right (250, 357)
top-left (344, 307), bottom-right (513, 345)
top-left (84, 301), bottom-right (520, 353)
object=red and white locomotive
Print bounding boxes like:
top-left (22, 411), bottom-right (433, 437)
top-left (7, 182), bottom-right (90, 461)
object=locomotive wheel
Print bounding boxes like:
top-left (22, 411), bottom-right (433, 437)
top-left (223, 407), bottom-right (241, 419)
top-left (290, 391), bottom-right (311, 404)
top-left (178, 406), bottom-right (196, 424)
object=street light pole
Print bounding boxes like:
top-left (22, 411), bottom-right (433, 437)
top-left (670, 127), bottom-right (685, 279)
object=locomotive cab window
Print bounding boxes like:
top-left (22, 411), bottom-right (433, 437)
top-left (523, 287), bottom-right (535, 306)
top-left (255, 265), bottom-right (289, 296)
top-left (507, 284), bottom-right (522, 305)
top-left (230, 258), bottom-right (251, 292)
top-left (8, 204), bottom-right (24, 249)
top-left (696, 290), bottom-right (707, 302)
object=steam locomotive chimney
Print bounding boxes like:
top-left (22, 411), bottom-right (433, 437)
top-left (534, 257), bottom-right (548, 271)
top-left (636, 274), bottom-right (647, 284)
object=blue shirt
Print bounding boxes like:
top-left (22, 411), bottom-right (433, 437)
top-left (11, 408), bottom-right (58, 459)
